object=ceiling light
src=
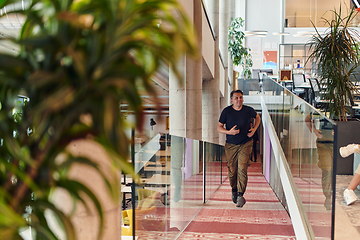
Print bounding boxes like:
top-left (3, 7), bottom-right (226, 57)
top-left (293, 31), bottom-right (323, 37)
top-left (245, 34), bottom-right (267, 37)
top-left (252, 30), bottom-right (268, 35)
top-left (293, 34), bottom-right (313, 37)
top-left (244, 30), bottom-right (268, 37)
top-left (297, 31), bottom-right (315, 35)
top-left (273, 32), bottom-right (290, 35)
top-left (244, 30), bottom-right (268, 35)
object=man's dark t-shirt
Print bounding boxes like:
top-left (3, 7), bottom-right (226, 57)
top-left (219, 105), bottom-right (257, 145)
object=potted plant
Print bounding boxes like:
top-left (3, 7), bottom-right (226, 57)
top-left (308, 6), bottom-right (360, 121)
top-left (0, 0), bottom-right (198, 239)
top-left (228, 17), bottom-right (253, 80)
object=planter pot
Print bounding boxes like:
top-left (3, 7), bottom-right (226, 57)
top-left (335, 119), bottom-right (360, 175)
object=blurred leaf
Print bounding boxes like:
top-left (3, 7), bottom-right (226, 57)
top-left (0, 201), bottom-right (27, 226)
top-left (0, 0), bottom-right (198, 239)
top-left (57, 156), bottom-right (119, 201)
top-left (0, 227), bottom-right (23, 240)
top-left (1, 159), bottom-right (40, 195)
top-left (56, 179), bottom-right (103, 239)
top-left (30, 200), bottom-right (76, 240)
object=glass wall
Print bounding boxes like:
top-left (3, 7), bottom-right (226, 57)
top-left (285, 0), bottom-right (360, 28)
top-left (260, 76), bottom-right (335, 239)
top-left (203, 141), bottom-right (227, 202)
top-left (121, 132), bottom-right (226, 239)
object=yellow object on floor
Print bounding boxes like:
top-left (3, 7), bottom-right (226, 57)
top-left (121, 206), bottom-right (157, 236)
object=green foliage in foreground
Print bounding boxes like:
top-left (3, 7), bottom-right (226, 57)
top-left (0, 0), bottom-right (198, 239)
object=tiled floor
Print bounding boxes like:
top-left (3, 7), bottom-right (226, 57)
top-left (175, 171), bottom-right (360, 240)
top-left (178, 162), bottom-right (296, 239)
top-left (334, 175), bottom-right (360, 239)
top-left (125, 144), bottom-right (360, 240)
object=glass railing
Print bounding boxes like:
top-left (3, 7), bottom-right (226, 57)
top-left (257, 76), bottom-right (335, 239)
top-left (121, 132), bottom-right (225, 239)
top-left (123, 75), bottom-right (336, 239)
top-left (203, 141), bottom-right (227, 202)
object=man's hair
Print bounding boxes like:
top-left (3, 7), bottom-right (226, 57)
top-left (230, 90), bottom-right (243, 99)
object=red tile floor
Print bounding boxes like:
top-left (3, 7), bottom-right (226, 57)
top-left (178, 162), bottom-right (296, 240)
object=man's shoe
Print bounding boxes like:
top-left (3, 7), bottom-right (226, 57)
top-left (232, 191), bottom-right (238, 204)
top-left (344, 189), bottom-right (358, 205)
top-left (324, 196), bottom-right (331, 210)
top-left (236, 195), bottom-right (246, 208)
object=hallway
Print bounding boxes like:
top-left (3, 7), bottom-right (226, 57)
top-left (178, 162), bottom-right (296, 239)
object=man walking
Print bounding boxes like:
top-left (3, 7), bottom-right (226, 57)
top-left (217, 90), bottom-right (261, 207)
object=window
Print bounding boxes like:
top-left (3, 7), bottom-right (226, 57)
top-left (285, 0), bottom-right (360, 28)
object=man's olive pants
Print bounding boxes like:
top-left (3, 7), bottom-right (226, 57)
top-left (225, 140), bottom-right (253, 193)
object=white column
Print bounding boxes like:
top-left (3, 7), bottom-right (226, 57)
top-left (202, 0), bottom-right (220, 144)
top-left (169, 0), bottom-right (202, 141)
top-left (219, 0), bottom-right (229, 70)
top-left (169, 56), bottom-right (186, 137)
top-left (218, 0), bottom-right (232, 145)
top-left (228, 0), bottom-right (235, 90)
top-left (220, 0), bottom-right (230, 101)
top-left (280, 0), bottom-right (285, 44)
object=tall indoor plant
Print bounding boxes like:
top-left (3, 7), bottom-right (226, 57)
top-left (228, 17), bottom-right (252, 80)
top-left (0, 0), bottom-right (198, 239)
top-left (308, 6), bottom-right (360, 121)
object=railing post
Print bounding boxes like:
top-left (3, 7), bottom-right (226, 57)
top-left (331, 124), bottom-right (338, 240)
top-left (219, 146), bottom-right (222, 184)
top-left (202, 141), bottom-right (206, 204)
top-left (131, 128), bottom-right (135, 240)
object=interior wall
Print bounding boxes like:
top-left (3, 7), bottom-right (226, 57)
top-left (285, 0), bottom-right (353, 27)
top-left (243, 0), bottom-right (359, 77)
top-left (245, 0), bottom-right (282, 72)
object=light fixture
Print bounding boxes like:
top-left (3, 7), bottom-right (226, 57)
top-left (294, 33), bottom-right (312, 37)
top-left (244, 30), bottom-right (268, 37)
top-left (294, 34), bottom-right (312, 37)
top-left (297, 31), bottom-right (315, 35)
top-left (150, 118), bottom-right (157, 130)
top-left (252, 30), bottom-right (268, 35)
top-left (246, 34), bottom-right (267, 37)
top-left (294, 31), bottom-right (323, 37)
top-left (273, 32), bottom-right (290, 35)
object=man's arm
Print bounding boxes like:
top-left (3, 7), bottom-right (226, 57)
top-left (217, 122), bottom-right (239, 135)
top-left (305, 113), bottom-right (323, 138)
top-left (247, 113), bottom-right (261, 138)
top-left (254, 113), bottom-right (261, 130)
